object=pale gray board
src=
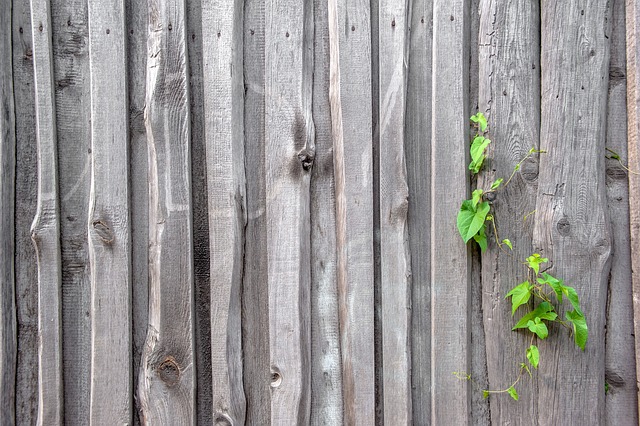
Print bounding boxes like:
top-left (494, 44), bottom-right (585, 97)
top-left (264, 0), bottom-right (314, 422)
top-left (86, 0), bottom-right (132, 423)
top-left (137, 0), bottom-right (196, 422)
top-left (534, 2), bottom-right (612, 423)
top-left (29, 0), bottom-right (64, 422)
top-left (328, 0), bottom-right (376, 423)
top-left (477, 0), bottom-right (541, 421)
top-left (201, 0), bottom-right (247, 423)
top-left (430, 0), bottom-right (472, 423)
top-left (1, 0), bottom-right (17, 422)
top-left (309, 0), bottom-right (343, 423)
top-left (378, 0), bottom-right (412, 422)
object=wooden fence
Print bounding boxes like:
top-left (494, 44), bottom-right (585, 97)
top-left (2, 0), bottom-right (640, 424)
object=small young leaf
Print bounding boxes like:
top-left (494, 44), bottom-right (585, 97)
top-left (526, 253), bottom-right (549, 275)
top-left (483, 390), bottom-right (490, 399)
top-left (513, 302), bottom-right (557, 329)
top-left (472, 189), bottom-right (484, 208)
top-left (521, 363), bottom-right (532, 378)
top-left (505, 281), bottom-right (532, 315)
top-left (566, 309), bottom-right (588, 350)
top-left (457, 200), bottom-right (491, 243)
top-left (502, 239), bottom-right (513, 250)
top-left (507, 386), bottom-right (519, 401)
top-left (526, 345), bottom-right (539, 369)
top-left (470, 112), bottom-right (488, 132)
top-left (527, 318), bottom-right (549, 339)
top-left (538, 272), bottom-right (564, 302)
top-left (490, 178), bottom-right (504, 190)
top-left (469, 136), bottom-right (491, 174)
top-left (473, 225), bottom-right (488, 252)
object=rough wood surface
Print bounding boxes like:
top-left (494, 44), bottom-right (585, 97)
top-left (265, 0), bottom-right (314, 422)
top-left (327, 0), bottom-right (376, 423)
top-left (430, 1), bottom-right (471, 423)
top-left (201, 0), bottom-right (247, 423)
top-left (138, 0), bottom-right (195, 422)
top-left (535, 2), bottom-right (612, 423)
top-left (477, 0), bottom-right (540, 421)
top-left (29, 0), bottom-right (64, 422)
top-left (86, 0), bottom-right (132, 423)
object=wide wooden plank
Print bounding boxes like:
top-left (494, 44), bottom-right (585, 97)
top-left (29, 0), bottom-right (64, 422)
top-left (86, 0), bottom-right (132, 423)
top-left (0, 1), bottom-right (17, 423)
top-left (265, 0), bottom-right (314, 421)
top-left (201, 1), bottom-right (247, 423)
top-left (431, 0), bottom-right (471, 423)
top-left (477, 0), bottom-right (540, 421)
top-left (327, 0), bottom-right (376, 423)
top-left (137, 0), bottom-right (195, 422)
top-left (535, 2), bottom-right (612, 423)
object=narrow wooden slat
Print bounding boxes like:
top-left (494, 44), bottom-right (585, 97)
top-left (201, 1), bottom-right (247, 423)
top-left (138, 0), bottom-right (195, 422)
top-left (265, 0), bottom-right (314, 421)
top-left (477, 0), bottom-right (540, 421)
top-left (86, 0), bottom-right (131, 423)
top-left (431, 0), bottom-right (471, 423)
top-left (534, 2), bottom-right (612, 423)
top-left (378, 0), bottom-right (411, 422)
top-left (29, 0), bottom-right (63, 422)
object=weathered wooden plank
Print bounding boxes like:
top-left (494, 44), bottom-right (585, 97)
top-left (378, 0), bottom-right (411, 423)
top-left (477, 0), bottom-right (540, 421)
top-left (201, 1), bottom-right (247, 423)
top-left (310, 0), bottom-right (343, 423)
top-left (431, 0), bottom-right (471, 423)
top-left (29, 0), bottom-right (64, 422)
top-left (327, 0), bottom-right (376, 423)
top-left (0, 1), bottom-right (17, 423)
top-left (534, 2), bottom-right (612, 423)
top-left (86, 0), bottom-right (132, 423)
top-left (626, 0), bottom-right (640, 416)
top-left (265, 0), bottom-right (314, 421)
top-left (138, 0), bottom-right (195, 422)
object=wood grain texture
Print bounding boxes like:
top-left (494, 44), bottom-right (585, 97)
top-left (86, 0), bottom-right (132, 423)
top-left (477, 0), bottom-right (540, 421)
top-left (535, 2), bottom-right (612, 423)
top-left (265, 0), bottom-right (314, 421)
top-left (138, 0), bottom-right (195, 422)
top-left (201, 0), bottom-right (247, 423)
top-left (431, 0), bottom-right (471, 423)
top-left (327, 0), bottom-right (376, 423)
top-left (29, 0), bottom-right (64, 422)
top-left (0, 1), bottom-right (17, 423)
top-left (377, 0), bottom-right (411, 423)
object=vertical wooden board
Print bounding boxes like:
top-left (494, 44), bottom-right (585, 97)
top-left (310, 0), bottom-right (343, 423)
top-left (535, 2), bottom-right (612, 423)
top-left (477, 0), bottom-right (540, 420)
top-left (201, 1), bottom-right (247, 423)
top-left (264, 0), bottom-right (314, 421)
top-left (86, 0), bottom-right (132, 423)
top-left (328, 0), bottom-right (376, 423)
top-left (138, 0), bottom-right (195, 422)
top-left (29, 0), bottom-right (64, 422)
top-left (431, 0), bottom-right (471, 423)
top-left (0, 1), bottom-right (17, 423)
top-left (378, 0), bottom-right (411, 423)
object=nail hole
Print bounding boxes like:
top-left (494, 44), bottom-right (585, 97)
top-left (450, 15), bottom-right (454, 21)
top-left (106, 28), bottom-right (110, 34)
top-left (168, 23), bottom-right (173, 31)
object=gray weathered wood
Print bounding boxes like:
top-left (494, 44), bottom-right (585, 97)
top-left (378, 0), bottom-right (411, 423)
top-left (137, 0), bottom-right (195, 422)
top-left (477, 0), bottom-right (540, 420)
top-left (534, 2), bottom-right (612, 423)
top-left (265, 0), bottom-right (314, 421)
top-left (29, 0), bottom-right (64, 422)
top-left (201, 0), bottom-right (247, 423)
top-left (431, 0), bottom-right (471, 423)
top-left (327, 0), bottom-right (376, 423)
top-left (86, 0), bottom-right (132, 423)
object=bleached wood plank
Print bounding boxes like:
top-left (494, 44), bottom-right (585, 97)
top-left (29, 0), bottom-right (63, 422)
top-left (265, 0), bottom-right (314, 421)
top-left (138, 0), bottom-right (195, 422)
top-left (534, 2), bottom-right (612, 423)
top-left (86, 0), bottom-right (132, 424)
top-left (201, 1), bottom-right (247, 423)
top-left (430, 0), bottom-right (471, 423)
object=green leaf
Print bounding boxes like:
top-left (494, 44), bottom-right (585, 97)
top-left (507, 386), bottom-right (519, 401)
top-left (473, 224), bottom-right (488, 252)
top-left (562, 286), bottom-right (582, 315)
top-left (521, 362), bottom-right (532, 378)
top-left (457, 200), bottom-right (491, 243)
top-left (566, 309), bottom-right (588, 350)
top-left (482, 390), bottom-right (490, 399)
top-left (538, 272), bottom-right (564, 302)
top-left (470, 112), bottom-right (488, 132)
top-left (513, 302), bottom-right (557, 330)
top-left (469, 136), bottom-right (491, 174)
top-left (502, 239), bottom-right (513, 250)
top-left (472, 189), bottom-right (484, 208)
top-left (526, 345), bottom-right (539, 369)
top-left (527, 318), bottom-right (549, 339)
top-left (505, 281), bottom-right (532, 315)
top-left (490, 178), bottom-right (504, 190)
top-left (526, 253), bottom-right (548, 275)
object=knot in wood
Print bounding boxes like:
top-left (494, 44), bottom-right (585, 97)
top-left (270, 367), bottom-right (282, 388)
top-left (298, 149), bottom-right (315, 172)
top-left (92, 220), bottom-right (114, 244)
top-left (556, 217), bottom-right (571, 236)
top-left (520, 159), bottom-right (539, 181)
top-left (157, 357), bottom-right (180, 387)
top-left (214, 413), bottom-right (233, 426)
